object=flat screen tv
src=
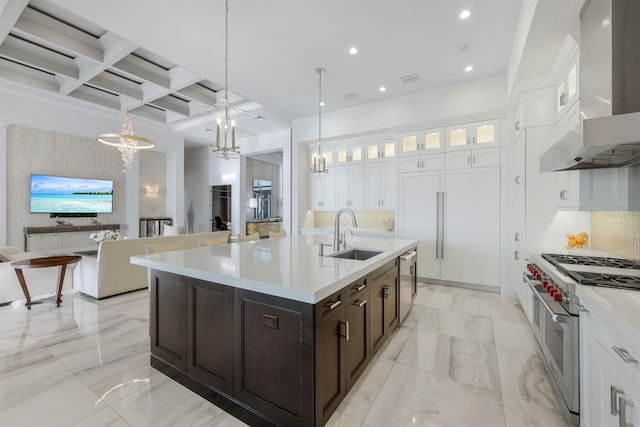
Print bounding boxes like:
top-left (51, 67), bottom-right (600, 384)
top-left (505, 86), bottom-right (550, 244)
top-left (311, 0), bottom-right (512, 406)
top-left (30, 174), bottom-right (113, 214)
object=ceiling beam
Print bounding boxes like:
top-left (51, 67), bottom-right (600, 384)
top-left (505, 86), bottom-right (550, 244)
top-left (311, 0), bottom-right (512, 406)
top-left (68, 85), bottom-right (119, 110)
top-left (0, 0), bottom-right (29, 46)
top-left (148, 95), bottom-right (190, 116)
top-left (13, 15), bottom-right (103, 62)
top-left (0, 35), bottom-right (78, 78)
top-left (87, 74), bottom-right (143, 100)
top-left (176, 84), bottom-right (217, 106)
top-left (0, 57), bottom-right (58, 92)
top-left (113, 55), bottom-right (170, 88)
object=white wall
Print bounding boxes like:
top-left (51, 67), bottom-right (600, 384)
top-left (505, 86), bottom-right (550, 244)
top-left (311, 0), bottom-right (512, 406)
top-left (0, 81), bottom-right (186, 246)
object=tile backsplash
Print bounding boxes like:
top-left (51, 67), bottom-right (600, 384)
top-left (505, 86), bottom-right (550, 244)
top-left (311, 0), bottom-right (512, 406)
top-left (312, 211), bottom-right (395, 231)
top-left (591, 212), bottom-right (640, 260)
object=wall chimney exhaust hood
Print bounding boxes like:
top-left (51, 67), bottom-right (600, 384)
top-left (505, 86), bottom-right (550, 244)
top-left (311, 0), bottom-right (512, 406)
top-left (540, 0), bottom-right (640, 172)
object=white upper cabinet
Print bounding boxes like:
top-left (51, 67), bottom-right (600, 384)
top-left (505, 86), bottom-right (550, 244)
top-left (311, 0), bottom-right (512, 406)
top-left (399, 128), bottom-right (444, 156)
top-left (445, 147), bottom-right (501, 170)
top-left (335, 163), bottom-right (365, 210)
top-left (366, 140), bottom-right (396, 160)
top-left (365, 160), bottom-right (398, 210)
top-left (556, 50), bottom-right (579, 120)
top-left (335, 143), bottom-right (364, 165)
top-left (309, 169), bottom-right (336, 211)
top-left (445, 119), bottom-right (501, 151)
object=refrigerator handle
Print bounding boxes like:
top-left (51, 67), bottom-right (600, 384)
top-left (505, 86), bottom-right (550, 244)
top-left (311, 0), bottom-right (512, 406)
top-left (437, 191), bottom-right (445, 259)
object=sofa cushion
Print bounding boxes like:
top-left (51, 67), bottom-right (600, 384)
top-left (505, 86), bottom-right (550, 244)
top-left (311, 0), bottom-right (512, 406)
top-left (0, 246), bottom-right (25, 262)
top-left (145, 240), bottom-right (185, 255)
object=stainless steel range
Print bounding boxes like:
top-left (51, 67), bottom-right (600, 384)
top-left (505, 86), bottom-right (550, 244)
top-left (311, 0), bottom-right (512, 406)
top-left (523, 253), bottom-right (640, 426)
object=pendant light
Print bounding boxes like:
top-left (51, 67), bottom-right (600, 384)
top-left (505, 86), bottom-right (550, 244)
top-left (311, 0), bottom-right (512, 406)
top-left (311, 67), bottom-right (328, 174)
top-left (210, 0), bottom-right (240, 160)
top-left (96, 114), bottom-right (156, 173)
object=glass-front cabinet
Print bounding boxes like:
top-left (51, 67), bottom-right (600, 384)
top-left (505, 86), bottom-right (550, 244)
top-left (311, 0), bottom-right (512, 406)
top-left (399, 128), bottom-right (444, 156)
top-left (445, 120), bottom-right (500, 151)
top-left (335, 143), bottom-right (364, 165)
top-left (366, 140), bottom-right (396, 160)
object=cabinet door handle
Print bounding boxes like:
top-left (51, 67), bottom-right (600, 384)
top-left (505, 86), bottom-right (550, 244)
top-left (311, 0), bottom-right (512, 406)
top-left (515, 120), bottom-right (520, 131)
top-left (383, 285), bottom-right (391, 299)
top-left (381, 200), bottom-right (384, 206)
top-left (612, 386), bottom-right (624, 416)
top-left (472, 156), bottom-right (476, 164)
top-left (352, 283), bottom-right (366, 293)
top-left (562, 189), bottom-right (568, 200)
top-left (515, 176), bottom-right (521, 184)
top-left (421, 160), bottom-right (424, 169)
top-left (619, 396), bottom-right (634, 427)
top-left (575, 303), bottom-right (589, 313)
top-left (353, 299), bottom-right (367, 307)
top-left (417, 160), bottom-right (420, 169)
top-left (325, 300), bottom-right (341, 312)
top-left (467, 156), bottom-right (471, 165)
top-left (515, 251), bottom-right (520, 260)
top-left (473, 136), bottom-right (477, 144)
top-left (515, 232), bottom-right (520, 241)
top-left (613, 346), bottom-right (639, 364)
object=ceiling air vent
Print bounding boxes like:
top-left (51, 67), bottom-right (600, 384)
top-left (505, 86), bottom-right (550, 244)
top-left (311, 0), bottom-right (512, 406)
top-left (399, 73), bottom-right (420, 84)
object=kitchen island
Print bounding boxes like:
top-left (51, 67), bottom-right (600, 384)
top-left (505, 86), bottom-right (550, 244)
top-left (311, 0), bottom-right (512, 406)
top-left (131, 235), bottom-right (417, 426)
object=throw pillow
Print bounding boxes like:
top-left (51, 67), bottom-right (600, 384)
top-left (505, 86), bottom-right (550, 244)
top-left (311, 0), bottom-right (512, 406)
top-left (163, 224), bottom-right (185, 236)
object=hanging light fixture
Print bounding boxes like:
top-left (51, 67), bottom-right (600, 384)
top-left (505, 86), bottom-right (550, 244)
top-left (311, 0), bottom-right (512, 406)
top-left (311, 67), bottom-right (328, 174)
top-left (210, 0), bottom-right (240, 160)
top-left (96, 114), bottom-right (156, 173)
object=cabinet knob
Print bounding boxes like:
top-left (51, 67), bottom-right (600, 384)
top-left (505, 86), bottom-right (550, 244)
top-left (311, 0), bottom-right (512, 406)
top-left (515, 176), bottom-right (521, 185)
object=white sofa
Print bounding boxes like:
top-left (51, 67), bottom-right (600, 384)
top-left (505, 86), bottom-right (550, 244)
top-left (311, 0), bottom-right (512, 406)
top-left (0, 247), bottom-right (75, 305)
top-left (75, 231), bottom-right (231, 299)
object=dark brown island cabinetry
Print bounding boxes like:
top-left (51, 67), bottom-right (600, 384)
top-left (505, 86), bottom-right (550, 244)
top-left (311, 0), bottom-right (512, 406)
top-left (149, 258), bottom-right (401, 427)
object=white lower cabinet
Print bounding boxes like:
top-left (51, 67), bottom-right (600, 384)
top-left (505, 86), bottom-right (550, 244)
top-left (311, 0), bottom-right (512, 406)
top-left (399, 167), bottom-right (500, 288)
top-left (581, 301), bottom-right (640, 427)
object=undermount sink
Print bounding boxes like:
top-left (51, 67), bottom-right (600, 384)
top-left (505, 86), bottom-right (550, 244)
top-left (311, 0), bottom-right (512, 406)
top-left (326, 248), bottom-right (383, 261)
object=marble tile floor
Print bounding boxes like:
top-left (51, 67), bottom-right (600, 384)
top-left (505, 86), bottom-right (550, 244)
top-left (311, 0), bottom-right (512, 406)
top-left (0, 284), bottom-right (570, 427)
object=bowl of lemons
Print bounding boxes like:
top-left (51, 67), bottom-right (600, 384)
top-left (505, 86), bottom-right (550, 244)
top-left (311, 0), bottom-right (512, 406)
top-left (567, 232), bottom-right (588, 249)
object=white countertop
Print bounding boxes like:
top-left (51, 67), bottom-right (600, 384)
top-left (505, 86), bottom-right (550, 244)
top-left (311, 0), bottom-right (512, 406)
top-left (131, 235), bottom-right (417, 304)
top-left (576, 284), bottom-right (640, 340)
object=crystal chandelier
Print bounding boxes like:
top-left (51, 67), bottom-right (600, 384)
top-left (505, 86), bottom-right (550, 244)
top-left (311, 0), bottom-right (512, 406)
top-left (96, 114), bottom-right (156, 173)
top-left (210, 0), bottom-right (240, 160)
top-left (311, 67), bottom-right (328, 174)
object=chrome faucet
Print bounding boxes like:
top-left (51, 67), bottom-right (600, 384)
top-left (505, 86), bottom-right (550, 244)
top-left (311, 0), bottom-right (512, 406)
top-left (334, 208), bottom-right (358, 251)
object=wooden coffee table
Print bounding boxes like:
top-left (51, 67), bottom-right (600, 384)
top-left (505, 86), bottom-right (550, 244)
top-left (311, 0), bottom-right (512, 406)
top-left (11, 255), bottom-right (81, 309)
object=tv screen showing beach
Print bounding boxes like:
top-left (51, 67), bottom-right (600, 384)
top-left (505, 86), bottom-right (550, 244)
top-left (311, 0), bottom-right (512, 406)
top-left (30, 174), bottom-right (113, 213)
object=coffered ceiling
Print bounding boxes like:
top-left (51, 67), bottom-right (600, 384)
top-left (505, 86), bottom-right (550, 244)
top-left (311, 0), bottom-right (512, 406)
top-left (0, 0), bottom-right (584, 146)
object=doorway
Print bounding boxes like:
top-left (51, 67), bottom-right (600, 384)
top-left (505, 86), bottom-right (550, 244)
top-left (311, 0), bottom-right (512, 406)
top-left (211, 185), bottom-right (231, 231)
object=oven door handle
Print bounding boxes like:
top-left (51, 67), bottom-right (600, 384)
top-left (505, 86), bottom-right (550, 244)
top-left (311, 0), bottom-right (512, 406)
top-left (527, 279), bottom-right (570, 324)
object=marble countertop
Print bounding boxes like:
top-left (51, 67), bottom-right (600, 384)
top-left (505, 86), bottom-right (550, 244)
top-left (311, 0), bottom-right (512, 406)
top-left (131, 235), bottom-right (417, 304)
top-left (576, 284), bottom-right (640, 340)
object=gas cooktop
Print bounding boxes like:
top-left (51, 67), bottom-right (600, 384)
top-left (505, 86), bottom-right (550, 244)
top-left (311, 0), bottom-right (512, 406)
top-left (542, 253), bottom-right (640, 291)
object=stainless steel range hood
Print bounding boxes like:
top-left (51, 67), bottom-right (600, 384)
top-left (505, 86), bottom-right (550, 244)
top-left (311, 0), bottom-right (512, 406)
top-left (540, 0), bottom-right (640, 171)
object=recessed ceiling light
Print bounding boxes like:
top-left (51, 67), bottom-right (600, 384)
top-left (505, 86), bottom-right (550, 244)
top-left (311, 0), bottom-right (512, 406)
top-left (465, 65), bottom-right (474, 72)
top-left (459, 9), bottom-right (471, 19)
top-left (320, 101), bottom-right (325, 107)
top-left (349, 47), bottom-right (358, 55)
top-left (379, 86), bottom-right (386, 92)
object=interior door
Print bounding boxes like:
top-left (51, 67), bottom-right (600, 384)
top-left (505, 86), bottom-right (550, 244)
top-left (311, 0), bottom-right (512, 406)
top-left (440, 167), bottom-right (500, 287)
top-left (399, 172), bottom-right (440, 279)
